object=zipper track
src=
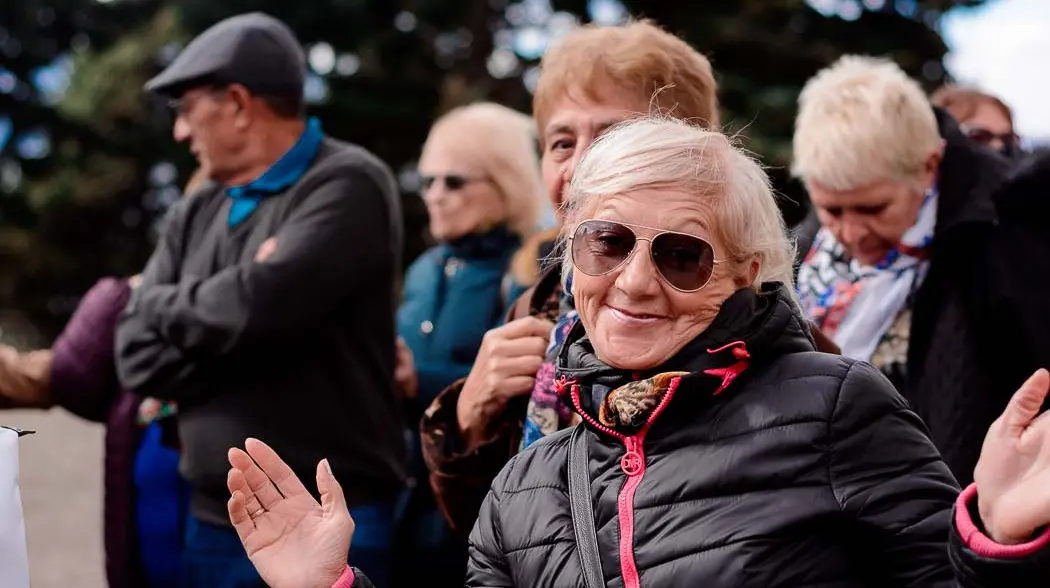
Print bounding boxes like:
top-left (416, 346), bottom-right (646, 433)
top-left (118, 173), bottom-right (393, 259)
top-left (567, 376), bottom-right (682, 588)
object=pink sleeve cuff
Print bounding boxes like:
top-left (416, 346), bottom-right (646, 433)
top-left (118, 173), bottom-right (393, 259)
top-left (331, 565), bottom-right (355, 588)
top-left (955, 483), bottom-right (1050, 559)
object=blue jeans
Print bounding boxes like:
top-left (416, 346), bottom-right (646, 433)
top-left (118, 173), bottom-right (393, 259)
top-left (179, 501), bottom-right (395, 588)
top-left (134, 421), bottom-right (191, 588)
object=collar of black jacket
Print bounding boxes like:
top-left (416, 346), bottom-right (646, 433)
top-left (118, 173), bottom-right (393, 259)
top-left (555, 283), bottom-right (814, 420)
top-left (933, 106), bottom-right (1009, 237)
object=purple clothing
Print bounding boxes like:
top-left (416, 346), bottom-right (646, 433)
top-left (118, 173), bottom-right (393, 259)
top-left (50, 277), bottom-right (146, 588)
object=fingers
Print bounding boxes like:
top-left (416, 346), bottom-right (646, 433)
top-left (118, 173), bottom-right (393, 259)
top-left (498, 317), bottom-right (555, 340)
top-left (255, 237), bottom-right (278, 262)
top-left (1002, 369), bottom-right (1050, 436)
top-left (228, 490), bottom-right (255, 544)
top-left (228, 446), bottom-right (283, 509)
top-left (316, 459), bottom-right (349, 520)
top-left (491, 336), bottom-right (550, 362)
top-left (228, 468), bottom-right (269, 526)
top-left (491, 354), bottom-right (546, 381)
top-left (500, 376), bottom-right (539, 398)
top-left (245, 438), bottom-right (310, 498)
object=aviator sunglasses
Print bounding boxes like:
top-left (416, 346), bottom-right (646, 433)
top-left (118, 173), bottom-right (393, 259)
top-left (569, 219), bottom-right (723, 292)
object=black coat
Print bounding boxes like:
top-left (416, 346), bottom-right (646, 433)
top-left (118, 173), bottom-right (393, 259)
top-left (467, 286), bottom-right (1049, 587)
top-left (793, 109), bottom-right (1050, 487)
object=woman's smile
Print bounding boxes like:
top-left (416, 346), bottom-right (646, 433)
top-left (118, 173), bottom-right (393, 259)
top-left (605, 305), bottom-right (666, 326)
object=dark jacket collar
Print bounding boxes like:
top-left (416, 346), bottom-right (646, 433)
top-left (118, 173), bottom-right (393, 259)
top-left (556, 283), bottom-right (814, 417)
top-left (444, 225), bottom-right (520, 260)
top-left (932, 107), bottom-right (1008, 237)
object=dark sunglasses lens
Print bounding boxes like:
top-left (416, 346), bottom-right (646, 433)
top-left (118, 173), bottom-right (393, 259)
top-left (651, 232), bottom-right (715, 290)
top-left (419, 175), bottom-right (436, 191)
top-left (572, 221), bottom-right (636, 276)
top-left (444, 175), bottom-right (467, 190)
top-left (966, 128), bottom-right (995, 145)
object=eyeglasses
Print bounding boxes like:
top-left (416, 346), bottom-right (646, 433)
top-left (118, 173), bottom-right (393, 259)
top-left (167, 87), bottom-right (227, 116)
top-left (961, 126), bottom-right (1018, 152)
top-left (419, 174), bottom-right (487, 192)
top-left (569, 219), bottom-right (723, 292)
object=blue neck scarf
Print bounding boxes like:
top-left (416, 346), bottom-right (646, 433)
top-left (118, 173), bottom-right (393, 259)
top-left (225, 117), bottom-right (324, 227)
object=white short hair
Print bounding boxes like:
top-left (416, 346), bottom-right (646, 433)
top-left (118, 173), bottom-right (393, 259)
top-left (421, 102), bottom-right (544, 237)
top-left (792, 55), bottom-right (941, 191)
top-left (562, 117), bottom-right (797, 302)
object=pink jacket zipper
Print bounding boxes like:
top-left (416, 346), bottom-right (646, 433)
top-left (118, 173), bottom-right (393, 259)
top-left (567, 376), bottom-right (683, 588)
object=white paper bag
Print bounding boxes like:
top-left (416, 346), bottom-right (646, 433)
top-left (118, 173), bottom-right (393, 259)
top-left (0, 427), bottom-right (30, 588)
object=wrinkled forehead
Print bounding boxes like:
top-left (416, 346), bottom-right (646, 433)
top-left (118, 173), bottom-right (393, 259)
top-left (584, 189), bottom-right (717, 237)
top-left (807, 177), bottom-right (909, 209)
top-left (540, 85), bottom-right (646, 143)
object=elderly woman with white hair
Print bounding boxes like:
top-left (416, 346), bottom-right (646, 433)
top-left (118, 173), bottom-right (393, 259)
top-left (391, 101), bottom-right (546, 586)
top-left (793, 56), bottom-right (1050, 489)
top-left (223, 117), bottom-right (1049, 587)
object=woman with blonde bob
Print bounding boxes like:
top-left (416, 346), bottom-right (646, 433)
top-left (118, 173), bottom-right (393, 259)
top-left (391, 101), bottom-right (545, 586)
top-left (225, 117), bottom-right (1050, 587)
top-left (794, 56), bottom-right (1050, 489)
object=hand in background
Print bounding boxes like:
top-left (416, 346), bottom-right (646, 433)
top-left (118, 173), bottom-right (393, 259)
top-left (0, 345), bottom-right (52, 408)
top-left (394, 337), bottom-right (418, 400)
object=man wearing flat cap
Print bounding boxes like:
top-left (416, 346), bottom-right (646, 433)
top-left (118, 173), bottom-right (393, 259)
top-left (116, 12), bottom-right (405, 587)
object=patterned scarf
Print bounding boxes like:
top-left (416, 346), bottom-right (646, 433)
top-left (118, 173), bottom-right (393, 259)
top-left (520, 272), bottom-right (578, 450)
top-left (594, 371), bottom-right (689, 430)
top-left (797, 189), bottom-right (938, 362)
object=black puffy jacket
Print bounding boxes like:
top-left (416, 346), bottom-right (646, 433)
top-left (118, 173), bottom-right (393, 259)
top-left (467, 285), bottom-right (1050, 587)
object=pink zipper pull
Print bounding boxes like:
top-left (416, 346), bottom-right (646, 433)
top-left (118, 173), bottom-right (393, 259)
top-left (621, 436), bottom-right (643, 476)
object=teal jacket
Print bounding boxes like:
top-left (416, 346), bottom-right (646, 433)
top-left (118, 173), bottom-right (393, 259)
top-left (397, 226), bottom-right (521, 405)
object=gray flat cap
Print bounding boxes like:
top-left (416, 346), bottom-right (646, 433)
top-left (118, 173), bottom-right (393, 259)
top-left (145, 12), bottom-right (306, 98)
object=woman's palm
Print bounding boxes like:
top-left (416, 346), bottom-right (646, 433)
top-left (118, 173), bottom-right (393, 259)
top-left (228, 440), bottom-right (354, 588)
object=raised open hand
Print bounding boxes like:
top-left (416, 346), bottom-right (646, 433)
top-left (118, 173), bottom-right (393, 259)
top-left (975, 368), bottom-right (1050, 544)
top-left (227, 438), bottom-right (353, 588)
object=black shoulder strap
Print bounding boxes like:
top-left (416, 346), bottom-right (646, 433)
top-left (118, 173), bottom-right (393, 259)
top-left (568, 424), bottom-right (604, 588)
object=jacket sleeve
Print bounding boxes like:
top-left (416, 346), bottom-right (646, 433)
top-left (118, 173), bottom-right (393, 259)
top-left (828, 360), bottom-right (962, 586)
top-left (330, 565), bottom-right (374, 588)
top-left (117, 163), bottom-right (398, 400)
top-left (50, 277), bottom-right (132, 422)
top-left (115, 197), bottom-right (205, 399)
top-left (829, 360), bottom-right (1050, 587)
top-left (420, 381), bottom-right (524, 537)
top-left (465, 461), bottom-right (514, 587)
top-left (949, 484), bottom-right (1050, 587)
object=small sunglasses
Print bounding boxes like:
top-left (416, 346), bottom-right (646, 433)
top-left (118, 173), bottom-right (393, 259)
top-left (569, 219), bottom-right (723, 292)
top-left (962, 126), bottom-right (1018, 151)
top-left (419, 174), bottom-right (486, 192)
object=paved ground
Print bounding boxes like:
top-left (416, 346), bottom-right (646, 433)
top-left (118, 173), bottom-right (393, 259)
top-left (8, 407), bottom-right (106, 588)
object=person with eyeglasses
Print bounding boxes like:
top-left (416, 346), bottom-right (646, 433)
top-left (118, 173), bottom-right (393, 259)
top-left (114, 12), bottom-right (406, 588)
top-left (390, 102), bottom-right (546, 587)
top-left (795, 56), bottom-right (1050, 489)
top-left (931, 85), bottom-right (1019, 157)
top-left (223, 116), bottom-right (1050, 588)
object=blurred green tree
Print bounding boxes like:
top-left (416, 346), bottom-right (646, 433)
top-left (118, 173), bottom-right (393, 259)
top-left (0, 0), bottom-right (988, 338)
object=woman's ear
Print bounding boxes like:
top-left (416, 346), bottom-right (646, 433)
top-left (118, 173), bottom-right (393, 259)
top-left (750, 257), bottom-right (760, 282)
